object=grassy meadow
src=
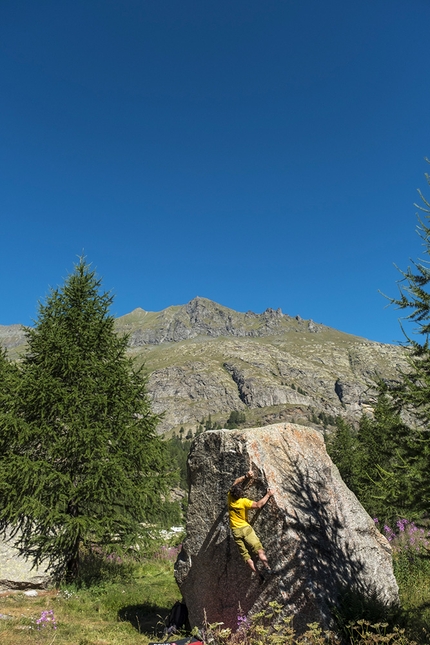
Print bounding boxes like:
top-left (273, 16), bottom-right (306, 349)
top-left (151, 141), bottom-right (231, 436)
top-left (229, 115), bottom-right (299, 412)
top-left (1, 529), bottom-right (430, 645)
top-left (0, 552), bottom-right (181, 645)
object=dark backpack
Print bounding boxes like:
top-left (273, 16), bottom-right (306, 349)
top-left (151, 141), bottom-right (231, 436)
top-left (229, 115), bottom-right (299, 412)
top-left (165, 600), bottom-right (189, 636)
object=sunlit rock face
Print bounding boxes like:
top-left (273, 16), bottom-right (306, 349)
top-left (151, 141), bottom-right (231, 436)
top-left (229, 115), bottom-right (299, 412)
top-left (175, 424), bottom-right (398, 634)
top-left (0, 530), bottom-right (52, 591)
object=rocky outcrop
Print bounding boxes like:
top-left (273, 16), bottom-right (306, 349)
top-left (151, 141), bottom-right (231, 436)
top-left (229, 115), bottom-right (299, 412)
top-left (335, 378), bottom-right (367, 413)
top-left (224, 362), bottom-right (310, 408)
top-left (175, 424), bottom-right (398, 633)
top-left (0, 531), bottom-right (52, 591)
top-left (148, 362), bottom-right (245, 431)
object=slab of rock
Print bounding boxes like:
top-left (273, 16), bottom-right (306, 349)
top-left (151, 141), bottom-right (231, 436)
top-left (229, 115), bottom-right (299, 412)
top-left (0, 531), bottom-right (52, 591)
top-left (174, 423), bottom-right (398, 633)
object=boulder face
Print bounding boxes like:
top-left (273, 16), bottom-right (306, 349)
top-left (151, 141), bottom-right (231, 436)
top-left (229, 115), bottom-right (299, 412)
top-left (175, 424), bottom-right (398, 633)
top-left (0, 531), bottom-right (52, 591)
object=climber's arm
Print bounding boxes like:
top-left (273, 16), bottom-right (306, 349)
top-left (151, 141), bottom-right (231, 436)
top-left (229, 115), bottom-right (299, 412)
top-left (232, 470), bottom-right (254, 487)
top-left (252, 489), bottom-right (273, 509)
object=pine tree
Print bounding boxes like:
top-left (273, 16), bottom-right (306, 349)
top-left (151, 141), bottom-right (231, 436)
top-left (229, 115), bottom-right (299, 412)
top-left (381, 167), bottom-right (430, 519)
top-left (388, 168), bottom-right (430, 421)
top-left (325, 397), bottom-right (413, 522)
top-left (0, 348), bottom-right (19, 456)
top-left (0, 259), bottom-right (171, 580)
top-left (325, 417), bottom-right (359, 491)
top-left (354, 390), bottom-right (413, 522)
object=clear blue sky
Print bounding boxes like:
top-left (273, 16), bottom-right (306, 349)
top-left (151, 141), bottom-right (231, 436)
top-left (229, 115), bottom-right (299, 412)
top-left (1, 0), bottom-right (429, 343)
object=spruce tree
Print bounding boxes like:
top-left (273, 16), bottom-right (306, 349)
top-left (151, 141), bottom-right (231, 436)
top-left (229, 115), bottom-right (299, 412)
top-left (388, 168), bottom-right (430, 421)
top-left (354, 390), bottom-right (413, 522)
top-left (0, 348), bottom-right (19, 456)
top-left (379, 165), bottom-right (430, 520)
top-left (0, 259), bottom-right (170, 579)
top-left (325, 417), bottom-right (359, 491)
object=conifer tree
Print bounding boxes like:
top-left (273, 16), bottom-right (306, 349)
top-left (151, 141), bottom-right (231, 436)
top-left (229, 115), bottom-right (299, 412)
top-left (0, 259), bottom-right (171, 579)
top-left (388, 168), bottom-right (430, 421)
top-left (325, 417), bottom-right (359, 491)
top-left (326, 393), bottom-right (412, 522)
top-left (354, 390), bottom-right (413, 522)
top-left (0, 348), bottom-right (19, 456)
top-left (377, 165), bottom-right (430, 520)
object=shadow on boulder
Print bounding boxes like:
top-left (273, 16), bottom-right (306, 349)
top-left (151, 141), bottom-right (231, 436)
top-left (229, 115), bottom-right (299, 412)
top-left (174, 424), bottom-right (399, 634)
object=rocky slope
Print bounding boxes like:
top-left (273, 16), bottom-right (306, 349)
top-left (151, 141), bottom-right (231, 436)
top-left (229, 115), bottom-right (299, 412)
top-left (119, 297), bottom-right (407, 433)
top-left (1, 297), bottom-right (408, 434)
top-left (0, 324), bottom-right (26, 355)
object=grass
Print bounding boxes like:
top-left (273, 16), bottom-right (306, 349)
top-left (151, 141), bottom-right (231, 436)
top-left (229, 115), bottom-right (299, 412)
top-left (1, 559), bottom-right (430, 645)
top-left (0, 557), bottom-right (181, 645)
top-left (392, 552), bottom-right (430, 644)
top-left (2, 525), bottom-right (430, 645)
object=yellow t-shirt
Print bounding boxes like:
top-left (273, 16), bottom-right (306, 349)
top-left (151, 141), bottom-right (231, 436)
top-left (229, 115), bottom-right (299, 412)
top-left (227, 492), bottom-right (254, 529)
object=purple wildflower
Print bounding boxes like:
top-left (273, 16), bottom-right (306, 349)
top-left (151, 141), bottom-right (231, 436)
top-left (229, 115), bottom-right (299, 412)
top-left (396, 519), bottom-right (408, 532)
top-left (237, 614), bottom-right (249, 631)
top-left (36, 609), bottom-right (57, 630)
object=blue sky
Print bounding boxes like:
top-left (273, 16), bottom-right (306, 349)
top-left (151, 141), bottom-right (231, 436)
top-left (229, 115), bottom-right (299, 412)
top-left (1, 0), bottom-right (429, 343)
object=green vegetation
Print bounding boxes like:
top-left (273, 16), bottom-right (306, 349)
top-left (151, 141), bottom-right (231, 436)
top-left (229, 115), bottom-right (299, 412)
top-left (0, 547), bottom-right (182, 645)
top-left (323, 168), bottom-right (430, 642)
top-left (225, 410), bottom-right (246, 429)
top-left (0, 259), bottom-right (173, 580)
top-left (203, 600), bottom-right (417, 644)
top-left (165, 436), bottom-right (192, 490)
top-left (326, 172), bottom-right (430, 526)
top-left (326, 390), bottom-right (413, 523)
top-left (1, 542), bottom-right (428, 645)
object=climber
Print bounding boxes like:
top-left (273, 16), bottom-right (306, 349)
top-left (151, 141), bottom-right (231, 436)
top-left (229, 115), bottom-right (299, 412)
top-left (227, 469), bottom-right (274, 580)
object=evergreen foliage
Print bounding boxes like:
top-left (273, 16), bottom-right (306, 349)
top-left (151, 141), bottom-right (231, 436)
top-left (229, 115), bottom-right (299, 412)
top-left (0, 259), bottom-right (172, 580)
top-left (165, 437), bottom-right (191, 490)
top-left (326, 392), bottom-right (412, 523)
top-left (0, 348), bottom-right (19, 455)
top-left (327, 168), bottom-right (430, 524)
top-left (377, 167), bottom-right (430, 520)
top-left (354, 390), bottom-right (413, 522)
top-left (325, 417), bottom-right (359, 491)
top-left (388, 169), bottom-right (430, 424)
top-left (225, 410), bottom-right (246, 429)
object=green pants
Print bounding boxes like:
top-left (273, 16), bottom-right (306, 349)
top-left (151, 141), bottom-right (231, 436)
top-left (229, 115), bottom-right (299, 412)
top-left (231, 525), bottom-right (263, 562)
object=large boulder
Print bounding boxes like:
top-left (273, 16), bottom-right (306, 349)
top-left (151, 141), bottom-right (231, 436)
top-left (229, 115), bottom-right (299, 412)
top-left (0, 531), bottom-right (52, 591)
top-left (174, 423), bottom-right (398, 633)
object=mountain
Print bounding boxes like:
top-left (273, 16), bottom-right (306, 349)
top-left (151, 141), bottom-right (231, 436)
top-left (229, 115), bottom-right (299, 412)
top-left (0, 324), bottom-right (26, 356)
top-left (1, 297), bottom-right (407, 435)
top-left (115, 297), bottom-right (407, 434)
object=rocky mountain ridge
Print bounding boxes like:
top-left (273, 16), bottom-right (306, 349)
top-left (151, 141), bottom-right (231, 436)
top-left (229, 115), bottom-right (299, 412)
top-left (118, 298), bottom-right (407, 433)
top-left (1, 297), bottom-right (408, 434)
top-left (117, 296), bottom-right (328, 347)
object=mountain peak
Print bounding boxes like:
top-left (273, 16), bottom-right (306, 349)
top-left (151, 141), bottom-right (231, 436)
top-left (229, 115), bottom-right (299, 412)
top-left (114, 297), bottom-right (329, 348)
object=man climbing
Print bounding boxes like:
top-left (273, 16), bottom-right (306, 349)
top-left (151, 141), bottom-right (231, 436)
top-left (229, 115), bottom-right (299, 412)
top-left (227, 469), bottom-right (274, 580)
